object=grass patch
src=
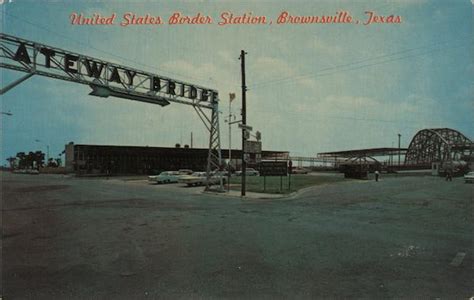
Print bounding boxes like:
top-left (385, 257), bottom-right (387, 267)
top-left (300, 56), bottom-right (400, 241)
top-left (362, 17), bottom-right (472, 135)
top-left (227, 174), bottom-right (346, 194)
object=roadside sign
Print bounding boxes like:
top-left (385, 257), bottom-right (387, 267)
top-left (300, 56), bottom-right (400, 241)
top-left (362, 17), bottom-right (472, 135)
top-left (238, 124), bottom-right (253, 131)
top-left (244, 141), bottom-right (262, 153)
top-left (243, 153), bottom-right (250, 163)
top-left (259, 161), bottom-right (288, 176)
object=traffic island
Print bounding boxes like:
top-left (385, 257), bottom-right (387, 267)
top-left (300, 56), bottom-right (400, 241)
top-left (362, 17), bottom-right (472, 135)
top-left (225, 173), bottom-right (346, 195)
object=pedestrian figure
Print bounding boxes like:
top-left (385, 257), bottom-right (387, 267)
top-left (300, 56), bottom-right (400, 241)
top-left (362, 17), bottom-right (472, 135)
top-left (445, 170), bottom-right (452, 181)
top-left (375, 170), bottom-right (380, 182)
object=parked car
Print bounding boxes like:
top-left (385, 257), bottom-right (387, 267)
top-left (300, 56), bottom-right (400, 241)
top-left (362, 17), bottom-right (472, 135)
top-left (148, 171), bottom-right (180, 184)
top-left (464, 171), bottom-right (474, 183)
top-left (213, 170), bottom-right (231, 177)
top-left (178, 172), bottom-right (206, 186)
top-left (179, 172), bottom-right (226, 186)
top-left (178, 169), bottom-right (193, 175)
top-left (292, 168), bottom-right (309, 174)
top-left (13, 169), bottom-right (40, 175)
top-left (235, 168), bottom-right (259, 176)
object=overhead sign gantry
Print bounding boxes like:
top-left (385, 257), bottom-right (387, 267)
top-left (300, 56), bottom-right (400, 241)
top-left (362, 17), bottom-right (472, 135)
top-left (0, 33), bottom-right (223, 190)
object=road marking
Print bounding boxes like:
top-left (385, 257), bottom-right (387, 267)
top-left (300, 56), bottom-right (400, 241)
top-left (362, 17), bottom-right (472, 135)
top-left (450, 252), bottom-right (466, 267)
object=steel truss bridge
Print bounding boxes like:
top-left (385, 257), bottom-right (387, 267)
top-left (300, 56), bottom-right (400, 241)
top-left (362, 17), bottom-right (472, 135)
top-left (289, 156), bottom-right (348, 168)
top-left (316, 147), bottom-right (408, 167)
top-left (305, 128), bottom-right (473, 170)
top-left (266, 149), bottom-right (408, 169)
top-left (0, 33), bottom-right (223, 190)
top-left (405, 128), bottom-right (473, 166)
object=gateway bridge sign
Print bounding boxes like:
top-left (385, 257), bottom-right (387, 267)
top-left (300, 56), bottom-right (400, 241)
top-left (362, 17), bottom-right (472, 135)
top-left (0, 33), bottom-right (218, 108)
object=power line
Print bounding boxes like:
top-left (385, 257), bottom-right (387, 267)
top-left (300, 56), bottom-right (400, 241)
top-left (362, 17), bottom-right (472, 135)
top-left (249, 35), bottom-right (471, 89)
top-left (249, 106), bottom-right (472, 134)
top-left (301, 42), bottom-right (468, 82)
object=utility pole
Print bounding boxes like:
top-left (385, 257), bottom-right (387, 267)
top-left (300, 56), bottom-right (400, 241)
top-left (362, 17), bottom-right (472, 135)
top-left (240, 50), bottom-right (247, 197)
top-left (398, 133), bottom-right (401, 166)
top-left (228, 94), bottom-right (233, 192)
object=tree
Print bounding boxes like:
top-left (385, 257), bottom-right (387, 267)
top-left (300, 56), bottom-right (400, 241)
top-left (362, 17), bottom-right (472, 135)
top-left (6, 157), bottom-right (17, 169)
top-left (33, 151), bottom-right (45, 169)
top-left (16, 152), bottom-right (27, 168)
top-left (16, 151), bottom-right (45, 169)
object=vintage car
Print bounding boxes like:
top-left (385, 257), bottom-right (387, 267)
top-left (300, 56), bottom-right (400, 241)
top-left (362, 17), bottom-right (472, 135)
top-left (178, 169), bottom-right (193, 175)
top-left (179, 172), bottom-right (226, 186)
top-left (148, 171), bottom-right (180, 184)
top-left (234, 168), bottom-right (259, 176)
top-left (464, 171), bottom-right (474, 183)
top-left (292, 168), bottom-right (309, 174)
top-left (13, 168), bottom-right (40, 175)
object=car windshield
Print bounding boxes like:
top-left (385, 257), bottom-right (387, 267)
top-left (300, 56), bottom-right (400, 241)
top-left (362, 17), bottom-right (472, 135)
top-left (160, 171), bottom-right (177, 176)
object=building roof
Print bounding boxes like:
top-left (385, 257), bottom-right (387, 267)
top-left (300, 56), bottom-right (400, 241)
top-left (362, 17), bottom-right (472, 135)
top-left (68, 143), bottom-right (288, 158)
top-left (318, 147), bottom-right (409, 158)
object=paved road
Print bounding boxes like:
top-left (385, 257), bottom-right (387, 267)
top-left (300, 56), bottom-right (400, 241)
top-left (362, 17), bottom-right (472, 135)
top-left (1, 172), bottom-right (472, 299)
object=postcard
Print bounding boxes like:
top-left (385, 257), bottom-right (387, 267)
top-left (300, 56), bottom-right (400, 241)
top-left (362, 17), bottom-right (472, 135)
top-left (1, 0), bottom-right (472, 299)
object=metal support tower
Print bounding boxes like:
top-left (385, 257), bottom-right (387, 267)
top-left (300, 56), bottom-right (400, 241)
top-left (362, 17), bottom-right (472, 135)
top-left (193, 102), bottom-right (223, 191)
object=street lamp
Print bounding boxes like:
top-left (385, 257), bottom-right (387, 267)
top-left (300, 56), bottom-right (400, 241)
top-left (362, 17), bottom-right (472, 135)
top-left (224, 93), bottom-right (238, 192)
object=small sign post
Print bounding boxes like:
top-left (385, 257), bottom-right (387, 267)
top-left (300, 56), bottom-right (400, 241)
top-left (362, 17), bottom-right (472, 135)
top-left (238, 124), bottom-right (253, 132)
top-left (259, 161), bottom-right (288, 193)
top-left (244, 140), bottom-right (262, 153)
top-left (259, 161), bottom-right (288, 176)
top-left (288, 160), bottom-right (292, 191)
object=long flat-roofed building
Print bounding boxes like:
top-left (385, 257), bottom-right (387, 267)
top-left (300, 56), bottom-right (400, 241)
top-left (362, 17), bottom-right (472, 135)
top-left (65, 142), bottom-right (288, 175)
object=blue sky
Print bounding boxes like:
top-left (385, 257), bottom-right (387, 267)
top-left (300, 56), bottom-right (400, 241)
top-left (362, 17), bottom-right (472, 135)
top-left (1, 0), bottom-right (472, 162)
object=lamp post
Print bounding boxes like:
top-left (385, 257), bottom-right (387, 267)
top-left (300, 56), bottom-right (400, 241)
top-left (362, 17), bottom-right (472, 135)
top-left (225, 93), bottom-right (237, 192)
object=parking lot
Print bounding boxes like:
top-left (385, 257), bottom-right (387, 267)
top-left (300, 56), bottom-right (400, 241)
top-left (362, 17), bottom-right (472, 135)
top-left (1, 171), bottom-right (472, 299)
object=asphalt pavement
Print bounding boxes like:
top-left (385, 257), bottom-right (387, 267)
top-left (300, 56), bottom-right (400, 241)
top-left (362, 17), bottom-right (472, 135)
top-left (1, 172), bottom-right (472, 299)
